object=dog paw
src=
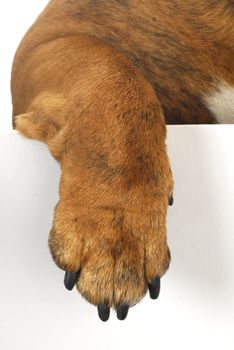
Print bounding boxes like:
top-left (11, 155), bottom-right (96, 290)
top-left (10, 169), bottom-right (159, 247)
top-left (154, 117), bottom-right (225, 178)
top-left (48, 197), bottom-right (171, 321)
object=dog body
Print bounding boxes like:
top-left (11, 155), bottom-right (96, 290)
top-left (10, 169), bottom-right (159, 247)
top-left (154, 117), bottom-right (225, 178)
top-left (11, 0), bottom-right (234, 320)
top-left (12, 0), bottom-right (234, 124)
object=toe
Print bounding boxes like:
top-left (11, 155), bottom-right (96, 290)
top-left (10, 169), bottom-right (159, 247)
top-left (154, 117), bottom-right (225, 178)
top-left (144, 217), bottom-right (171, 284)
top-left (77, 250), bottom-right (115, 306)
top-left (113, 243), bottom-right (147, 307)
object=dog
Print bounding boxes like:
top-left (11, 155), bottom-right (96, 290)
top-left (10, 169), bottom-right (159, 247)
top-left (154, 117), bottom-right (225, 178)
top-left (11, 0), bottom-right (234, 321)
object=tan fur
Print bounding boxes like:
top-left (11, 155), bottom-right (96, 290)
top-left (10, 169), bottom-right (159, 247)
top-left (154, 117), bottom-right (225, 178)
top-left (11, 0), bottom-right (234, 309)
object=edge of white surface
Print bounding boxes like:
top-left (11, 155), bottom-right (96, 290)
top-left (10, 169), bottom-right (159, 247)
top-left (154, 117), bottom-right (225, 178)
top-left (0, 124), bottom-right (234, 142)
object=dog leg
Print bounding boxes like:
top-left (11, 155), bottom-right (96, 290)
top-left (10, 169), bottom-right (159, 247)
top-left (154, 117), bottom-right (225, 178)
top-left (12, 35), bottom-right (173, 320)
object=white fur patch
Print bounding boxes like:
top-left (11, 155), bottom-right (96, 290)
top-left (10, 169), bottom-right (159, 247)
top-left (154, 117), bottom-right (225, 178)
top-left (204, 81), bottom-right (234, 123)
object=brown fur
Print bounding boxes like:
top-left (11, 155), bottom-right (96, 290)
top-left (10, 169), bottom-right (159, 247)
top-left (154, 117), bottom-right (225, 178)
top-left (11, 0), bottom-right (234, 309)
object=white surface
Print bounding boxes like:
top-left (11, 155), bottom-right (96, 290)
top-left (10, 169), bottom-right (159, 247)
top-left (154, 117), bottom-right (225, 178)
top-left (0, 126), bottom-right (234, 350)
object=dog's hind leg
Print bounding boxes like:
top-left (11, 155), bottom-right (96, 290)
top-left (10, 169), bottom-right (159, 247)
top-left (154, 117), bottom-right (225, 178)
top-left (13, 94), bottom-right (67, 160)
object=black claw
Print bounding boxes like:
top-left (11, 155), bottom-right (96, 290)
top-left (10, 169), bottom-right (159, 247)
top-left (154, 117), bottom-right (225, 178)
top-left (117, 305), bottom-right (129, 321)
top-left (168, 195), bottom-right (174, 206)
top-left (97, 304), bottom-right (110, 322)
top-left (64, 270), bottom-right (80, 291)
top-left (149, 277), bottom-right (161, 299)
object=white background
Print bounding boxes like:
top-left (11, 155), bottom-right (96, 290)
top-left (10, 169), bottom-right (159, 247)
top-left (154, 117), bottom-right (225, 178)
top-left (0, 0), bottom-right (48, 131)
top-left (0, 126), bottom-right (234, 350)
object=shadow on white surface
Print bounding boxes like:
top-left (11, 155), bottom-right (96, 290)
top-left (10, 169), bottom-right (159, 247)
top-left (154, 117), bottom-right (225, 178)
top-left (168, 127), bottom-right (234, 294)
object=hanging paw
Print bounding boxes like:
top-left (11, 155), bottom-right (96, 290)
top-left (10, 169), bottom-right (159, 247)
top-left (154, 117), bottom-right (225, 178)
top-left (49, 193), bottom-right (172, 321)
